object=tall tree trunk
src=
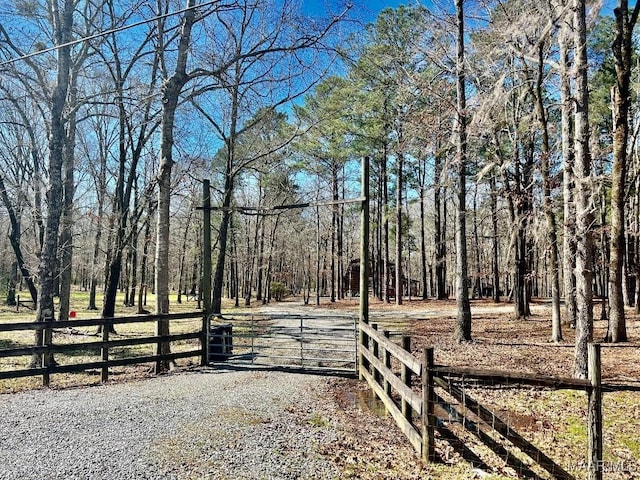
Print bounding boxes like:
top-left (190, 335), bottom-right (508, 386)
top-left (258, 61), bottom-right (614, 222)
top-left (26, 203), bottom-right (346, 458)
top-left (331, 163), bottom-right (337, 302)
top-left (7, 262), bottom-right (17, 306)
top-left (264, 214), bottom-right (281, 303)
top-left (155, 0), bottom-right (196, 371)
top-left (211, 64), bottom-right (244, 315)
top-left (32, 0), bottom-right (75, 368)
top-left (0, 176), bottom-right (38, 303)
top-left (304, 253), bottom-right (311, 304)
top-left (129, 239), bottom-right (139, 307)
top-left (395, 152), bottom-right (404, 305)
top-left (607, 0), bottom-right (639, 342)
top-left (256, 216), bottom-right (266, 302)
top-left (572, 0), bottom-right (595, 379)
top-left (489, 173), bottom-right (500, 303)
top-left (176, 206), bottom-right (193, 304)
top-left (231, 218), bottom-right (240, 308)
top-left (243, 212), bottom-right (257, 307)
top-left (338, 172), bottom-right (345, 300)
top-left (122, 248), bottom-right (131, 306)
top-left (454, 0), bottom-right (471, 342)
top-left (560, 17), bottom-right (578, 329)
top-left (472, 181), bottom-right (481, 299)
top-left (0, 97), bottom-right (42, 304)
top-left (212, 192), bottom-right (233, 314)
top-left (383, 146), bottom-right (391, 303)
top-left (137, 210), bottom-right (151, 314)
top-left (375, 162), bottom-right (383, 299)
top-left (434, 146), bottom-right (447, 299)
top-left (635, 173), bottom-right (640, 313)
top-left (315, 202), bottom-right (321, 305)
top-left (88, 147), bottom-right (106, 311)
top-left (57, 117), bottom-right (82, 312)
top-left (128, 186), bottom-right (140, 308)
top-left (511, 69), bottom-right (530, 319)
top-left (535, 42), bottom-right (562, 341)
top-left (419, 167), bottom-right (428, 300)
top-left (58, 81), bottom-right (78, 323)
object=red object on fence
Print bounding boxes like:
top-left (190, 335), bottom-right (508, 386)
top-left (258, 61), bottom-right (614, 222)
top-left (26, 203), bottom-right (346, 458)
top-left (69, 311), bottom-right (76, 318)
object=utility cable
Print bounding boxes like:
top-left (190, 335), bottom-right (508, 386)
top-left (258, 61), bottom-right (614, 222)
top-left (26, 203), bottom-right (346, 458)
top-left (0, 0), bottom-right (221, 67)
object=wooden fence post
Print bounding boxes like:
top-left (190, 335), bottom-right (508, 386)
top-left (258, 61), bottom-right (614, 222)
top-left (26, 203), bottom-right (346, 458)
top-left (587, 343), bottom-right (603, 480)
top-left (358, 326), bottom-right (370, 381)
top-left (358, 156), bottom-right (370, 381)
top-left (383, 330), bottom-right (392, 397)
top-left (372, 323), bottom-right (380, 385)
top-left (155, 316), bottom-right (162, 374)
top-left (43, 319), bottom-right (52, 387)
top-left (422, 347), bottom-right (435, 463)
top-left (201, 313), bottom-right (208, 367)
top-left (401, 336), bottom-right (412, 422)
top-left (101, 318), bottom-right (110, 382)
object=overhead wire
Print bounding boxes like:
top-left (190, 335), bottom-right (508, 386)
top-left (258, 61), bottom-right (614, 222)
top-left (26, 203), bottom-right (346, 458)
top-left (0, 0), bottom-right (222, 67)
top-left (195, 196), bottom-right (366, 215)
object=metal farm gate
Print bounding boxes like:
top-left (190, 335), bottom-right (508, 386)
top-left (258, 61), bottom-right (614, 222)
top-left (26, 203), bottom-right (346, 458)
top-left (207, 313), bottom-right (358, 376)
top-left (200, 158), bottom-right (369, 378)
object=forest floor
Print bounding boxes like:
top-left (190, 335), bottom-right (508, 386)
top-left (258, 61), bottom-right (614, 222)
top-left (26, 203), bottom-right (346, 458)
top-left (1, 294), bottom-right (639, 479)
top-left (303, 296), bottom-right (640, 480)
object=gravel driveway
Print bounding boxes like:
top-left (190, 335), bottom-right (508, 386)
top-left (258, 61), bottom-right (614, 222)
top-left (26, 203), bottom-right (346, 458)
top-left (0, 367), bottom-right (341, 480)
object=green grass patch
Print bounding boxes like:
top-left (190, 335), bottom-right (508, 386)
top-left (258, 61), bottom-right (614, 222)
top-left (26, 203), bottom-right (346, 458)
top-left (308, 412), bottom-right (330, 427)
top-left (0, 289), bottom-right (205, 393)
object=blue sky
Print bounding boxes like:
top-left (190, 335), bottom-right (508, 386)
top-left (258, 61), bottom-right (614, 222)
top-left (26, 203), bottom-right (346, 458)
top-left (301, 0), bottom-right (619, 24)
top-left (302, 0), bottom-right (416, 24)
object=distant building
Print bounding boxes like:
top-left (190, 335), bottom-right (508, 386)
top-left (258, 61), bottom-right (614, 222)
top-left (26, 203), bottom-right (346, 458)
top-left (343, 259), bottom-right (419, 298)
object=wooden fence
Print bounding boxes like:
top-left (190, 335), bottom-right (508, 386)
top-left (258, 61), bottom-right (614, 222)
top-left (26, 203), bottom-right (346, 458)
top-left (0, 311), bottom-right (206, 387)
top-left (358, 321), bottom-right (620, 480)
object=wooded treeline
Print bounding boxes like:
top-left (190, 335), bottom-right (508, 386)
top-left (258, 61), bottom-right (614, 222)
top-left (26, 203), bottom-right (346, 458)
top-left (0, 0), bottom-right (638, 377)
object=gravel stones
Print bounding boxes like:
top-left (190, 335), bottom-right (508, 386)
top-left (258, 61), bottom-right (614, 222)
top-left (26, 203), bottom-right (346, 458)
top-left (0, 368), bottom-right (340, 480)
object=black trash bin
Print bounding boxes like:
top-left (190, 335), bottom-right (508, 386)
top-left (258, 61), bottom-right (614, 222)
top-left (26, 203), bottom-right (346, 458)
top-left (209, 324), bottom-right (233, 361)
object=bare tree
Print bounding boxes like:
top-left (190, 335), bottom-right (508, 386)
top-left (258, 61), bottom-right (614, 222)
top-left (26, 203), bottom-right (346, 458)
top-left (454, 0), bottom-right (472, 343)
top-left (155, 0), bottom-right (198, 370)
top-left (97, 1), bottom-right (162, 322)
top-left (0, 0), bottom-right (85, 367)
top-left (193, 0), bottom-right (349, 314)
top-left (0, 98), bottom-right (41, 304)
top-left (534, 41), bottom-right (562, 342)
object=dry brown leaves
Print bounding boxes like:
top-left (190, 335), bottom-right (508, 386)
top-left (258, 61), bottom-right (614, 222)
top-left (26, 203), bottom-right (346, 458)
top-left (317, 298), bottom-right (640, 480)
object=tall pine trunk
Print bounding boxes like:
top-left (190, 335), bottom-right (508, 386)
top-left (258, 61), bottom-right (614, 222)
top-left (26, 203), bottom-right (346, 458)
top-left (434, 146), bottom-right (447, 299)
top-left (395, 152), bottom-right (404, 305)
top-left (331, 163), bottom-right (337, 302)
top-left (607, 0), bottom-right (639, 342)
top-left (419, 160), bottom-right (428, 299)
top-left (572, 0), bottom-right (595, 379)
top-left (535, 42), bottom-right (562, 341)
top-left (489, 173), bottom-right (500, 303)
top-left (454, 0), bottom-right (471, 342)
top-left (383, 146), bottom-right (391, 303)
top-left (560, 18), bottom-right (578, 329)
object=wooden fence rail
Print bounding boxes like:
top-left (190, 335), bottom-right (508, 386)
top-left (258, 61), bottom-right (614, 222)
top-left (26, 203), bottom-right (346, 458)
top-left (359, 322), bottom-right (424, 455)
top-left (358, 322), bottom-right (608, 480)
top-left (0, 311), bottom-right (206, 386)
